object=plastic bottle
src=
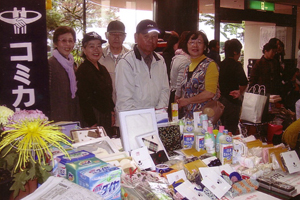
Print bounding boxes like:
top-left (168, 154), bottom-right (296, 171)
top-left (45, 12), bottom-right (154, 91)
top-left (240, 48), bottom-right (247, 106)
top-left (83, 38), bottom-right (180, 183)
top-left (182, 119), bottom-right (194, 149)
top-left (219, 129), bottom-right (232, 144)
top-left (201, 114), bottom-right (208, 132)
top-left (178, 119), bottom-right (185, 135)
top-left (195, 123), bottom-right (205, 151)
top-left (219, 129), bottom-right (233, 165)
top-left (216, 125), bottom-right (225, 158)
top-left (207, 126), bottom-right (215, 151)
top-left (204, 132), bottom-right (216, 156)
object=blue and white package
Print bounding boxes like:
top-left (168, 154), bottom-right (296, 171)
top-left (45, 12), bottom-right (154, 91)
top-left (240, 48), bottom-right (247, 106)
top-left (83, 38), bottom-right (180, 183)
top-left (79, 164), bottom-right (122, 200)
top-left (57, 150), bottom-right (95, 178)
top-left (66, 157), bottom-right (106, 184)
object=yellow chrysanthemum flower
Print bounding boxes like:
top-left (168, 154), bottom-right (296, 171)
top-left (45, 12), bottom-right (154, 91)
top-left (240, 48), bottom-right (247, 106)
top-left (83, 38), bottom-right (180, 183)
top-left (0, 119), bottom-right (72, 172)
top-left (0, 106), bottom-right (14, 125)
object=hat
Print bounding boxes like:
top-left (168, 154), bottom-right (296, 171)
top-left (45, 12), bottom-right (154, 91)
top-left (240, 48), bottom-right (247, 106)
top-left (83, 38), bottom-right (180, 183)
top-left (107, 20), bottom-right (125, 33)
top-left (82, 32), bottom-right (107, 46)
top-left (136, 19), bottom-right (160, 34)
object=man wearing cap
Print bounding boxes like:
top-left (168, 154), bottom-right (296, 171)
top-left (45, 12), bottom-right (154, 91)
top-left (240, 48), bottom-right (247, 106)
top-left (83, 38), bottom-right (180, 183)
top-left (100, 20), bottom-right (129, 104)
top-left (115, 19), bottom-right (170, 113)
top-left (100, 20), bottom-right (129, 137)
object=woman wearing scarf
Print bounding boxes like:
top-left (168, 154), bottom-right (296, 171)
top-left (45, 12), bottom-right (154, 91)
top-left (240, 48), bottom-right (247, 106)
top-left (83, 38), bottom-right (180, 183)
top-left (48, 26), bottom-right (81, 122)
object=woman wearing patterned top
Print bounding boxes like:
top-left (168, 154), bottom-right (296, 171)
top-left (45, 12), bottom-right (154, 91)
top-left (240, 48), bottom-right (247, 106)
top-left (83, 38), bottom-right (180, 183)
top-left (177, 31), bottom-right (219, 119)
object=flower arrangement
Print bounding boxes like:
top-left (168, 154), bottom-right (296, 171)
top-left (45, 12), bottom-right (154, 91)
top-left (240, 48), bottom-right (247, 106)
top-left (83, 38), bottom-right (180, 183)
top-left (0, 105), bottom-right (14, 129)
top-left (0, 109), bottom-right (72, 198)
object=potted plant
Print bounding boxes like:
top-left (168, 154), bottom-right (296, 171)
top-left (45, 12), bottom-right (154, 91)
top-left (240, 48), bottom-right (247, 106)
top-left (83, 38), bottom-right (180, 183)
top-left (0, 108), bottom-right (72, 199)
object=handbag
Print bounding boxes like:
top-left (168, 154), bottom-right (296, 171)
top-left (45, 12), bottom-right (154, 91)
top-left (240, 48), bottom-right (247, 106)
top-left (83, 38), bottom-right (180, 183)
top-left (201, 100), bottom-right (225, 124)
top-left (240, 84), bottom-right (268, 123)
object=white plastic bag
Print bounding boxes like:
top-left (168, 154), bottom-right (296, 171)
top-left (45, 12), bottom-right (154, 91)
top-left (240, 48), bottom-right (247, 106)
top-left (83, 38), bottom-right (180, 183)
top-left (240, 84), bottom-right (267, 123)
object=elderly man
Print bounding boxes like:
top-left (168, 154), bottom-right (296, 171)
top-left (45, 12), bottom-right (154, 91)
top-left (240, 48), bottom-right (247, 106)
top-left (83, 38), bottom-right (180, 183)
top-left (100, 20), bottom-right (129, 104)
top-left (115, 19), bottom-right (169, 113)
top-left (99, 21), bottom-right (129, 137)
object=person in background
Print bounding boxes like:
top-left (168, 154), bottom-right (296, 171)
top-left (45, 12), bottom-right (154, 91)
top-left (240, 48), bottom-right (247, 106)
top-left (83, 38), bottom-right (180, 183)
top-left (162, 34), bottom-right (179, 81)
top-left (169, 31), bottom-right (190, 119)
top-left (99, 20), bottom-right (129, 137)
top-left (48, 26), bottom-right (81, 122)
top-left (206, 39), bottom-right (221, 66)
top-left (76, 32), bottom-right (114, 137)
top-left (115, 19), bottom-right (169, 113)
top-left (249, 42), bottom-right (282, 95)
top-left (219, 39), bottom-right (248, 135)
top-left (177, 31), bottom-right (219, 119)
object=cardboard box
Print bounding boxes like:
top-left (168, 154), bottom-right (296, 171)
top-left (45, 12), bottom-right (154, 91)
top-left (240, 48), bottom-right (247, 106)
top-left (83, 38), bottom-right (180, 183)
top-left (57, 150), bottom-right (95, 178)
top-left (66, 157), bottom-right (106, 184)
top-left (78, 164), bottom-right (122, 200)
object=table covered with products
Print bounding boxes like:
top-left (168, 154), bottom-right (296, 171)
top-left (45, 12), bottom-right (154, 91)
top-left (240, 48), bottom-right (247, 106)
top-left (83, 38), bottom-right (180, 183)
top-left (23, 108), bottom-right (300, 200)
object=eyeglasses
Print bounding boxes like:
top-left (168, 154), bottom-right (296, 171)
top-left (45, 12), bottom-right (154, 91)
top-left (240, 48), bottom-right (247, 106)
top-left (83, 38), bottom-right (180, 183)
top-left (58, 39), bottom-right (75, 44)
top-left (188, 40), bottom-right (203, 46)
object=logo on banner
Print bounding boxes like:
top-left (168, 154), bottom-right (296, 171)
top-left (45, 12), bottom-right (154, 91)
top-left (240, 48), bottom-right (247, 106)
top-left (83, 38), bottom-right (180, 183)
top-left (0, 7), bottom-right (41, 34)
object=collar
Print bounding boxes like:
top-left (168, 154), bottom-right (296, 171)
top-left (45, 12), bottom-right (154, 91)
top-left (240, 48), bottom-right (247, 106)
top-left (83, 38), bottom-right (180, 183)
top-left (102, 45), bottom-right (127, 58)
top-left (133, 44), bottom-right (160, 61)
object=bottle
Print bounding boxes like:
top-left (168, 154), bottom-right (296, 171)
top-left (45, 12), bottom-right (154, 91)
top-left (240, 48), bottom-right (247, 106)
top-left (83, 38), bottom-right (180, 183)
top-left (201, 114), bottom-right (208, 132)
top-left (204, 132), bottom-right (216, 156)
top-left (179, 119), bottom-right (185, 135)
top-left (182, 119), bottom-right (194, 149)
top-left (195, 123), bottom-right (205, 151)
top-left (219, 129), bottom-right (233, 165)
top-left (207, 126), bottom-right (215, 152)
top-left (216, 125), bottom-right (224, 158)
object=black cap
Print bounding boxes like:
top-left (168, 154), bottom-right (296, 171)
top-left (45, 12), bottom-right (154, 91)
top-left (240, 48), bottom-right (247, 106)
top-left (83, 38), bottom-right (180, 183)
top-left (136, 19), bottom-right (160, 34)
top-left (82, 32), bottom-right (107, 46)
top-left (107, 20), bottom-right (125, 33)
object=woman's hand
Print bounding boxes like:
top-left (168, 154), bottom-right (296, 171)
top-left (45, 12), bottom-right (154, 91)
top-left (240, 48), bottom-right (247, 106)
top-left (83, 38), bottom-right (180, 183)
top-left (177, 97), bottom-right (190, 108)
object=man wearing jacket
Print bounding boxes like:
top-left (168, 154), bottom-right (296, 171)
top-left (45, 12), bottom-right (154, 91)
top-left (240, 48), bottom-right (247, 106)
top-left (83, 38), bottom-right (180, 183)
top-left (115, 19), bottom-right (169, 113)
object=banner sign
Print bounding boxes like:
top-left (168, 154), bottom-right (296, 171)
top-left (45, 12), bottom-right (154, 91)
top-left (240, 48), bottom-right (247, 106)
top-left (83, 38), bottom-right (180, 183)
top-left (0, 0), bottom-right (49, 115)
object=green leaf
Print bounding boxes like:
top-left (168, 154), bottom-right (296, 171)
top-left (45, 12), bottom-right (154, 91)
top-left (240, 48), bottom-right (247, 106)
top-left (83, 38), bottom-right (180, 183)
top-left (10, 170), bottom-right (30, 198)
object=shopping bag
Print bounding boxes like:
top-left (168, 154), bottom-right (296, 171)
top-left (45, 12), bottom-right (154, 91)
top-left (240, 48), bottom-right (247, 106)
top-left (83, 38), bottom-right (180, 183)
top-left (240, 84), bottom-right (267, 123)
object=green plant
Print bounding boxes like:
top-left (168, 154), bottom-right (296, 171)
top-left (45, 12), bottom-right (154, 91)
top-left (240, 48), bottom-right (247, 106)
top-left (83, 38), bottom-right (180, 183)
top-left (0, 109), bottom-right (72, 198)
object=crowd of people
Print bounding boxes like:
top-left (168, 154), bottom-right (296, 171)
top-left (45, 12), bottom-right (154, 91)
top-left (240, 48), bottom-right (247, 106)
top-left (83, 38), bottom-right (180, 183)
top-left (48, 19), bottom-right (300, 137)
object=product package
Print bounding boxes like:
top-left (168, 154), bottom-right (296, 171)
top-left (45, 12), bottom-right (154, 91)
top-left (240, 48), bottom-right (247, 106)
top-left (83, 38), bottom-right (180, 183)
top-left (78, 164), bottom-right (122, 200)
top-left (66, 157), bottom-right (106, 184)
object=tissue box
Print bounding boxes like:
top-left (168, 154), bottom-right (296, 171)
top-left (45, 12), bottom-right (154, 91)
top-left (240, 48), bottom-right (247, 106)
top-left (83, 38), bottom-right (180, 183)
top-left (57, 150), bottom-right (95, 178)
top-left (78, 164), bottom-right (122, 200)
top-left (66, 157), bottom-right (106, 183)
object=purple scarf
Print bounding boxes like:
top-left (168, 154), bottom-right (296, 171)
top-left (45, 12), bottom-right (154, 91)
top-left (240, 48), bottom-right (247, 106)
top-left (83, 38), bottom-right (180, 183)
top-left (52, 49), bottom-right (77, 98)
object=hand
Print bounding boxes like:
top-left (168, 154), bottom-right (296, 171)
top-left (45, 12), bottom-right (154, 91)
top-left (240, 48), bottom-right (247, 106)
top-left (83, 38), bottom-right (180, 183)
top-left (229, 90), bottom-right (240, 99)
top-left (177, 97), bottom-right (190, 108)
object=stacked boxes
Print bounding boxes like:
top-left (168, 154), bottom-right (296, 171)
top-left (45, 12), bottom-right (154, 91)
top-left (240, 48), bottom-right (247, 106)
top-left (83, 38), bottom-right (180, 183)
top-left (57, 150), bottom-right (95, 178)
top-left (79, 164), bottom-right (122, 200)
top-left (66, 157), bottom-right (106, 184)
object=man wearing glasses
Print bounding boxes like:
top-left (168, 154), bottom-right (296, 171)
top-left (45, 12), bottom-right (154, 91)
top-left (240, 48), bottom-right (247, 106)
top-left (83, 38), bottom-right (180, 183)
top-left (115, 19), bottom-right (169, 114)
top-left (100, 20), bottom-right (129, 137)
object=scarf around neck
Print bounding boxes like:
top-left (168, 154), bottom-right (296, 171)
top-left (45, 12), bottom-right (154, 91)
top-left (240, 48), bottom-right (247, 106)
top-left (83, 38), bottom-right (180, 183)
top-left (52, 49), bottom-right (77, 98)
